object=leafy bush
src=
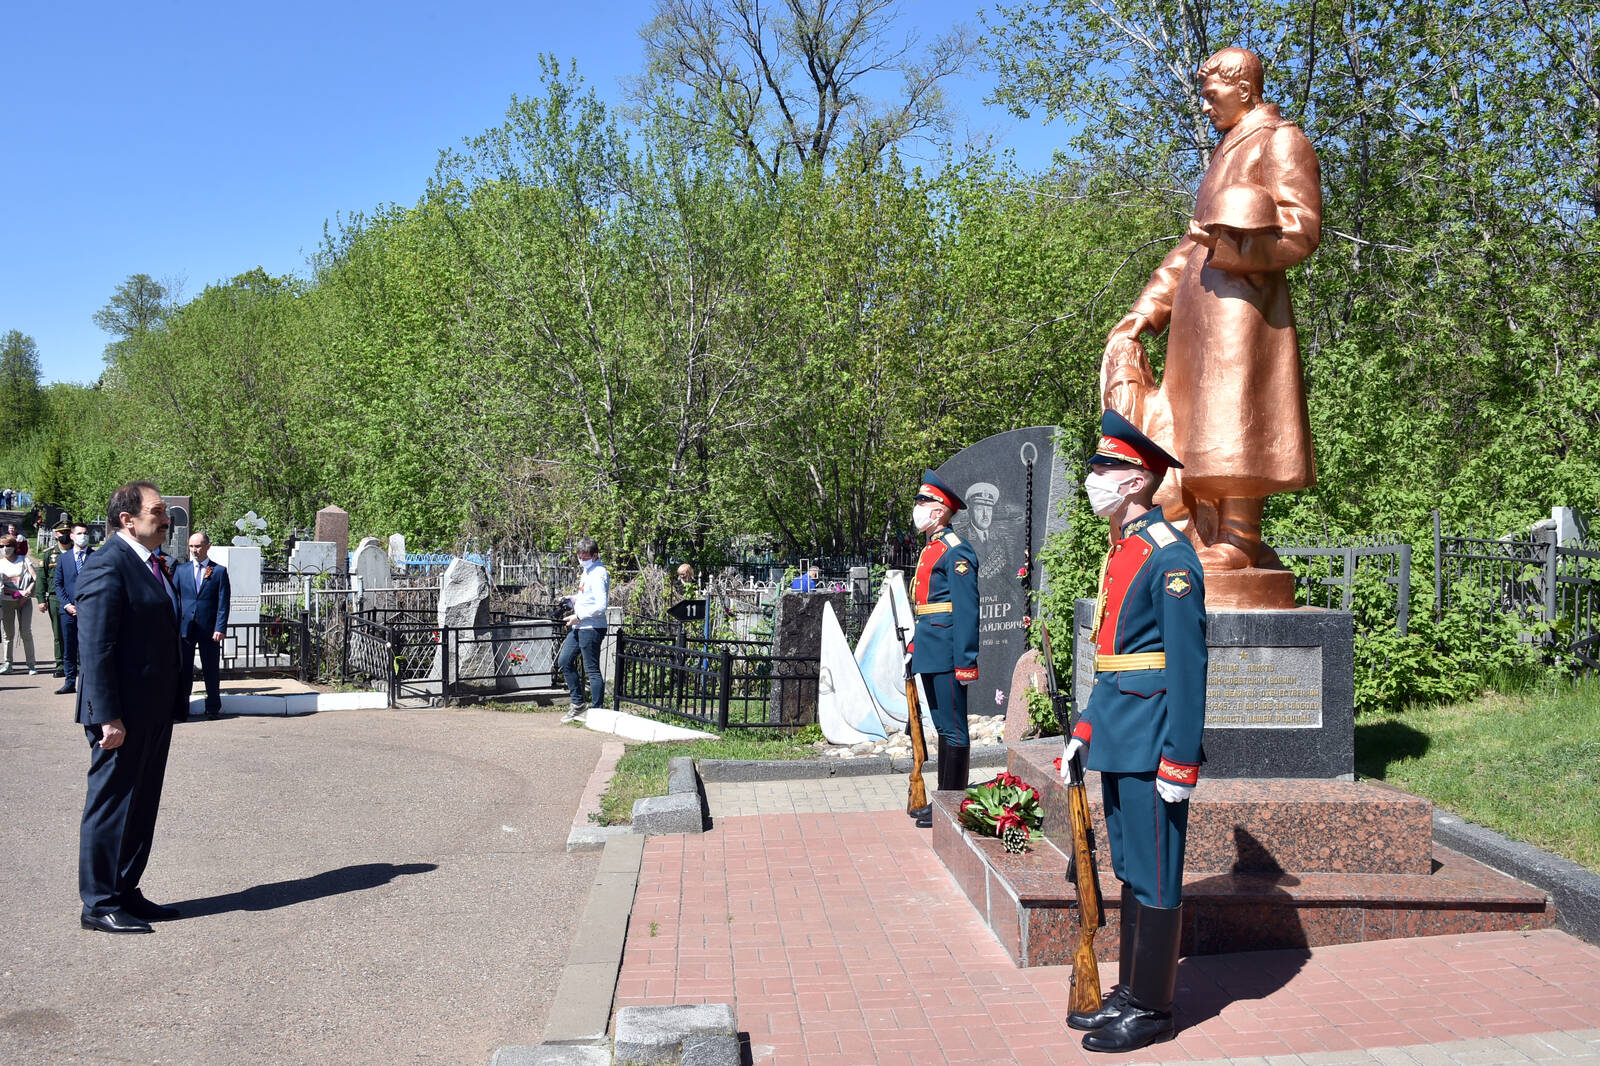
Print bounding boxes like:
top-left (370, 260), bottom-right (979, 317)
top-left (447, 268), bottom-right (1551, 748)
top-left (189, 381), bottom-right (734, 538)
top-left (1351, 568), bottom-right (1568, 716)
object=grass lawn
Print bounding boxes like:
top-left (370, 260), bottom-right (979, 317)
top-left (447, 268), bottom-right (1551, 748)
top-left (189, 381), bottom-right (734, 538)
top-left (596, 719), bottom-right (821, 825)
top-left (1356, 677), bottom-right (1600, 875)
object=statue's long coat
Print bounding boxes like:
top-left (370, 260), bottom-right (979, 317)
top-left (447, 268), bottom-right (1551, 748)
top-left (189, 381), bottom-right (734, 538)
top-left (1133, 102), bottom-right (1321, 498)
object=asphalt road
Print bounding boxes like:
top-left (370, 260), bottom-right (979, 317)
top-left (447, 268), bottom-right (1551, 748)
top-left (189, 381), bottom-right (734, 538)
top-left (0, 671), bottom-right (606, 1065)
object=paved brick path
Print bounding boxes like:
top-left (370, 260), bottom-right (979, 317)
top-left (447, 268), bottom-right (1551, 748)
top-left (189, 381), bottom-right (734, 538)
top-left (623, 778), bottom-right (1600, 1066)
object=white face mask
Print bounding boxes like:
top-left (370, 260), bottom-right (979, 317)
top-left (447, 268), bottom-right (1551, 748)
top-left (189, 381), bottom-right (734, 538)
top-left (72, 533), bottom-right (89, 548)
top-left (912, 502), bottom-right (940, 532)
top-left (1084, 470), bottom-right (1138, 517)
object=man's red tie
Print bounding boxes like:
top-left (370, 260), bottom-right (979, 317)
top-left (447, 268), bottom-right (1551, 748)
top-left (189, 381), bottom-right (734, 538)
top-left (150, 555), bottom-right (163, 583)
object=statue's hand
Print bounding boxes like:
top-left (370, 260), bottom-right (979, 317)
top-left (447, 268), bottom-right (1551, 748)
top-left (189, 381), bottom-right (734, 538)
top-left (1106, 312), bottom-right (1148, 346)
top-left (1210, 229), bottom-right (1244, 269)
top-left (1188, 218), bottom-right (1216, 248)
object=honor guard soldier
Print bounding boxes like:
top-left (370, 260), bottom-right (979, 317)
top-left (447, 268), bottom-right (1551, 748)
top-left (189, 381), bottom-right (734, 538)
top-left (1062, 410), bottom-right (1207, 1053)
top-left (908, 471), bottom-right (980, 829)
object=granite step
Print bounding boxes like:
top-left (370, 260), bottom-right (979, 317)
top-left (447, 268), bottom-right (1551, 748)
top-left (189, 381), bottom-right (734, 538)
top-left (1001, 737), bottom-right (1434, 874)
top-left (932, 786), bottom-right (1554, 968)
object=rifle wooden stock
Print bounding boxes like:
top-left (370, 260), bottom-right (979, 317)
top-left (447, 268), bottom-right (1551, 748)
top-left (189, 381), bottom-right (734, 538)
top-left (1065, 755), bottom-right (1105, 1014)
top-left (1040, 621), bottom-right (1105, 1013)
top-left (904, 675), bottom-right (929, 813)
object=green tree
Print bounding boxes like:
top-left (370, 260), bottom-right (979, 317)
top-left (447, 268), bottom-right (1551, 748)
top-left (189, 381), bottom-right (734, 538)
top-left (94, 273), bottom-right (171, 368)
top-left (0, 330), bottom-right (46, 436)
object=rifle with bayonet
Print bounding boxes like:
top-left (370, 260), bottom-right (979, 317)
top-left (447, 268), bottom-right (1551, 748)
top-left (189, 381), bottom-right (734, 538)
top-left (894, 615), bottom-right (929, 816)
top-left (1041, 620), bottom-right (1105, 1013)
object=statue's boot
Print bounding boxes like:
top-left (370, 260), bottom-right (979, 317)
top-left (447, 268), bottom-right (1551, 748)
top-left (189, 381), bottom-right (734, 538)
top-left (1068, 883), bottom-right (1136, 1030)
top-left (910, 737), bottom-right (943, 825)
top-left (1195, 497), bottom-right (1265, 570)
top-left (1082, 900), bottom-right (1184, 1053)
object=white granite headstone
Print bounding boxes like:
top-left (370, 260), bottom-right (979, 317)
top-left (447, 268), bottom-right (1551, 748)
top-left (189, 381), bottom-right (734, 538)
top-left (388, 533), bottom-right (407, 567)
top-left (352, 536), bottom-right (392, 611)
top-left (209, 545), bottom-right (261, 659)
top-left (289, 540), bottom-right (337, 574)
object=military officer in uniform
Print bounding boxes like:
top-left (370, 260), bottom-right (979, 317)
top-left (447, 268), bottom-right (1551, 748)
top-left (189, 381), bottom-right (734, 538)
top-left (41, 523), bottom-right (70, 676)
top-left (1061, 410), bottom-right (1207, 1053)
top-left (907, 471), bottom-right (980, 829)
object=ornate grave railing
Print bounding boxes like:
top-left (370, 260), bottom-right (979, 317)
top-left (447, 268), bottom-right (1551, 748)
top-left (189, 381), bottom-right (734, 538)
top-left (612, 631), bottom-right (819, 730)
top-left (217, 611), bottom-right (315, 680)
top-left (1434, 511), bottom-right (1600, 670)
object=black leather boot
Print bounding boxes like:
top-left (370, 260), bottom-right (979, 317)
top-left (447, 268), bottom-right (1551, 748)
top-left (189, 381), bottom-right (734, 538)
top-left (1068, 883), bottom-right (1135, 1030)
top-left (939, 743), bottom-right (969, 793)
top-left (1082, 899), bottom-right (1183, 1053)
top-left (912, 738), bottom-right (947, 828)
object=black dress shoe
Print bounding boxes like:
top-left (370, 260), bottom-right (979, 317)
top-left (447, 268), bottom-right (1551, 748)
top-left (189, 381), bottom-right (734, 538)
top-left (1081, 1004), bottom-right (1175, 1052)
top-left (1069, 986), bottom-right (1131, 1031)
top-left (121, 894), bottom-right (180, 921)
top-left (52, 668), bottom-right (65, 678)
top-left (55, 681), bottom-right (76, 694)
top-left (81, 909), bottom-right (154, 934)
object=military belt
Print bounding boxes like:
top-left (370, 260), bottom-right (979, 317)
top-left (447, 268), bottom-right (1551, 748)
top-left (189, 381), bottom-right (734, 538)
top-left (913, 602), bottom-right (953, 615)
top-left (1094, 652), bottom-right (1166, 671)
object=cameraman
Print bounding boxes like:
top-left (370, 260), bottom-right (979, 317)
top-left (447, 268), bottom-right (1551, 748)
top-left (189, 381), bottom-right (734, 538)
top-left (558, 537), bottom-right (609, 723)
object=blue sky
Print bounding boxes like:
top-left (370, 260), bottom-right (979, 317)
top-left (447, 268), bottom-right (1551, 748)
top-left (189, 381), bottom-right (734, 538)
top-left (3, 2), bottom-right (1062, 387)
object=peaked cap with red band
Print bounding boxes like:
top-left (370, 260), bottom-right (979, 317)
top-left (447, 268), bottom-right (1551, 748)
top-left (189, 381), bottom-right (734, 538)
top-left (1089, 409), bottom-right (1183, 477)
top-left (915, 470), bottom-right (965, 512)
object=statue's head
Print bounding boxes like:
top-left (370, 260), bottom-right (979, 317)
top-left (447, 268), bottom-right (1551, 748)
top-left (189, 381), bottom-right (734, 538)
top-left (1197, 47), bottom-right (1264, 132)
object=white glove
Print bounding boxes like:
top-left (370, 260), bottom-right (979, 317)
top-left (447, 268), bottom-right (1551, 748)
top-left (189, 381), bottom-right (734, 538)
top-left (1155, 778), bottom-right (1194, 804)
top-left (958, 675), bottom-right (972, 686)
top-left (1059, 737), bottom-right (1085, 778)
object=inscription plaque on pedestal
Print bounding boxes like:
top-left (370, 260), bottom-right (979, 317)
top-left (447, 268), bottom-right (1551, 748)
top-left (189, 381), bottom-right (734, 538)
top-left (1073, 600), bottom-right (1353, 778)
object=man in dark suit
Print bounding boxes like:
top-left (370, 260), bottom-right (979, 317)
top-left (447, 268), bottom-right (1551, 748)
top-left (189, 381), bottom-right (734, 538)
top-left (76, 481), bottom-right (186, 934)
top-left (177, 531), bottom-right (230, 719)
top-left (53, 522), bottom-right (92, 694)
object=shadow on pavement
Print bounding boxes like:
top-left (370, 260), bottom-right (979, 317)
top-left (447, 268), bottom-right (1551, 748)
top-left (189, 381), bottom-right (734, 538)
top-left (176, 861), bottom-right (438, 917)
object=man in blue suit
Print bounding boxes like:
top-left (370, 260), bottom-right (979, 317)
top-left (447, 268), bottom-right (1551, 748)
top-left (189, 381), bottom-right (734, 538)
top-left (76, 481), bottom-right (186, 933)
top-left (53, 521), bottom-right (93, 694)
top-left (177, 531), bottom-right (230, 719)
top-left (907, 470), bottom-right (980, 829)
top-left (1063, 410), bottom-right (1208, 1053)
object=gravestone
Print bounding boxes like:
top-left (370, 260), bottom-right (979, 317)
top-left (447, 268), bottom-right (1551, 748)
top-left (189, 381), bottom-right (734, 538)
top-left (351, 536), bottom-right (392, 611)
top-left (1002, 648), bottom-right (1050, 744)
top-left (161, 495), bottom-right (191, 560)
top-left (314, 505), bottom-right (350, 573)
top-left (1073, 600), bottom-right (1355, 778)
top-left (436, 558), bottom-right (494, 693)
top-left (936, 426), bottom-right (1073, 715)
top-left (289, 540), bottom-right (337, 575)
top-left (209, 545), bottom-right (262, 661)
top-left (770, 590), bottom-right (847, 725)
top-left (388, 534), bottom-right (407, 567)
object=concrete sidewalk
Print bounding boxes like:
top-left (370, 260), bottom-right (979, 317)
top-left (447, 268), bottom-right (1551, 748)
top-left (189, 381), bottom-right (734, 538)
top-left (0, 668), bottom-right (606, 1065)
top-left (619, 776), bottom-right (1600, 1065)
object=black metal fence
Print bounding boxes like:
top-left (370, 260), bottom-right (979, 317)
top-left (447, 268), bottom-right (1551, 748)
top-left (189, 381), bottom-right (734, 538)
top-left (1278, 536), bottom-right (1413, 633)
top-left (1268, 514), bottom-right (1599, 669)
top-left (612, 630), bottom-right (821, 730)
top-left (335, 609), bottom-right (569, 706)
top-left (1433, 511), bottom-right (1600, 670)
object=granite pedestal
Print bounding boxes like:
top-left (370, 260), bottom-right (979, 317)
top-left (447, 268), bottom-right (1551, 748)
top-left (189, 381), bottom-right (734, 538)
top-left (1073, 599), bottom-right (1354, 778)
top-left (932, 739), bottom-right (1553, 966)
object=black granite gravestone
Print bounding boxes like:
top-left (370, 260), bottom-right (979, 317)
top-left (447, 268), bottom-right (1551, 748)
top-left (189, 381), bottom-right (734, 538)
top-left (934, 426), bottom-right (1073, 714)
top-left (769, 590), bottom-right (847, 724)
